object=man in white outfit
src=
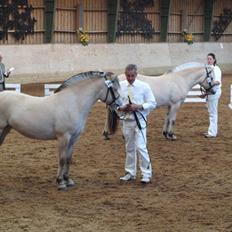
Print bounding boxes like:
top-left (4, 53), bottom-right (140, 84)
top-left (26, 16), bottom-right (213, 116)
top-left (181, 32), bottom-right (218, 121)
top-left (0, 53), bottom-right (11, 91)
top-left (117, 64), bottom-right (156, 183)
top-left (204, 53), bottom-right (222, 138)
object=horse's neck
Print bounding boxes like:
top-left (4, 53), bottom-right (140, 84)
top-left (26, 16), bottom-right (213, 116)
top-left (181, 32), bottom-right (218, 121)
top-left (70, 78), bottom-right (103, 115)
top-left (177, 69), bottom-right (204, 90)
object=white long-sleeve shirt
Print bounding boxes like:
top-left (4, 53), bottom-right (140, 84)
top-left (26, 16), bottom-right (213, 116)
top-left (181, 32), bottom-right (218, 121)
top-left (208, 65), bottom-right (222, 101)
top-left (119, 79), bottom-right (157, 119)
top-left (212, 65), bottom-right (222, 91)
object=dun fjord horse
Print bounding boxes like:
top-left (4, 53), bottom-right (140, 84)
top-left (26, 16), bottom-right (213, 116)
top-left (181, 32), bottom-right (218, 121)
top-left (0, 71), bottom-right (121, 190)
top-left (103, 63), bottom-right (217, 140)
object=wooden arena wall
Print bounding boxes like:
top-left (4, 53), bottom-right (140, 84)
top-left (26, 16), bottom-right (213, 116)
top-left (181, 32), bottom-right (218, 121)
top-left (0, 0), bottom-right (44, 45)
top-left (212, 0), bottom-right (232, 42)
top-left (0, 0), bottom-right (232, 44)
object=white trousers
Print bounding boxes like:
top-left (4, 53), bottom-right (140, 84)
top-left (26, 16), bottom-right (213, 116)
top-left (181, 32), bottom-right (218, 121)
top-left (207, 90), bottom-right (221, 136)
top-left (122, 119), bottom-right (152, 178)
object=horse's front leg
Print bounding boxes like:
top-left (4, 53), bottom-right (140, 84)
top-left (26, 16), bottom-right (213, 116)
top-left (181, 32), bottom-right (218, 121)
top-left (57, 134), bottom-right (71, 190)
top-left (63, 138), bottom-right (77, 188)
top-left (103, 107), bottom-right (110, 140)
top-left (0, 125), bottom-right (11, 145)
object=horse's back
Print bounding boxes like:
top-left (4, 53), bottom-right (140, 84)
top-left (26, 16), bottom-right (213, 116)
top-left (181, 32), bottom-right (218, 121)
top-left (118, 73), bottom-right (172, 107)
top-left (0, 90), bottom-right (41, 101)
top-left (171, 62), bottom-right (205, 73)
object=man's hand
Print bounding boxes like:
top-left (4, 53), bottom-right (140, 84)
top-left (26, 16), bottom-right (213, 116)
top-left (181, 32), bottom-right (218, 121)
top-left (117, 104), bottom-right (130, 112)
top-left (118, 103), bottom-right (143, 112)
top-left (214, 81), bottom-right (220, 86)
top-left (127, 103), bottom-right (143, 112)
top-left (199, 94), bottom-right (207, 98)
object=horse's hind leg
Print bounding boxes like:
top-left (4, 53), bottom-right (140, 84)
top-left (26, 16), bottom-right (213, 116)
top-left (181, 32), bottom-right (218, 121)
top-left (0, 125), bottom-right (12, 145)
top-left (162, 106), bottom-right (171, 138)
top-left (163, 103), bottom-right (181, 140)
top-left (103, 107), bottom-right (111, 140)
top-left (167, 103), bottom-right (182, 140)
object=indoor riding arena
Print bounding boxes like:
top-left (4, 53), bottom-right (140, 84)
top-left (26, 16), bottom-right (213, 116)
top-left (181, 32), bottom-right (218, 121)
top-left (0, 1), bottom-right (232, 232)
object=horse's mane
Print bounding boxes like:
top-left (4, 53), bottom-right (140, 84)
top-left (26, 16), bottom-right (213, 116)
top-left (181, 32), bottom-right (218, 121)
top-left (54, 71), bottom-right (105, 93)
top-left (168, 62), bottom-right (205, 73)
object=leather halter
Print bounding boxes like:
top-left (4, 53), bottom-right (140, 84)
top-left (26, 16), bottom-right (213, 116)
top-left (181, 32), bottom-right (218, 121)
top-left (103, 73), bottom-right (120, 105)
top-left (199, 67), bottom-right (215, 95)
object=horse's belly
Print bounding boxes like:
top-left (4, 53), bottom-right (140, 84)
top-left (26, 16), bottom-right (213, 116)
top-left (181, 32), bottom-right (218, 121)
top-left (10, 118), bottom-right (56, 140)
top-left (16, 128), bottom-right (56, 140)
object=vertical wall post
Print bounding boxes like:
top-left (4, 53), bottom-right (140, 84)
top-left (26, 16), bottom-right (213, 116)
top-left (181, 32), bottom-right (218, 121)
top-left (204, 0), bottom-right (214, 41)
top-left (44, 0), bottom-right (55, 43)
top-left (107, 0), bottom-right (119, 43)
top-left (76, 0), bottom-right (84, 43)
top-left (160, 0), bottom-right (171, 42)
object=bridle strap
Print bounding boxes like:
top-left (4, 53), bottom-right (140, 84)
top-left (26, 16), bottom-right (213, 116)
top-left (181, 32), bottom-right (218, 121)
top-left (199, 67), bottom-right (215, 93)
top-left (103, 75), bottom-right (119, 105)
top-left (199, 67), bottom-right (211, 85)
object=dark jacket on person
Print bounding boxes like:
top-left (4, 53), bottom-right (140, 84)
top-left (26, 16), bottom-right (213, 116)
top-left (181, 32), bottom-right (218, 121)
top-left (0, 63), bottom-right (8, 91)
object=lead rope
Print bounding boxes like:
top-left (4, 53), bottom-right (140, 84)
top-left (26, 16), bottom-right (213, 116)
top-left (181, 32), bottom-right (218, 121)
top-left (128, 96), bottom-right (151, 170)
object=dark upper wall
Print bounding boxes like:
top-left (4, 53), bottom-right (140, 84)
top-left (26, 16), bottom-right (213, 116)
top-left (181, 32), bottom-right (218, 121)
top-left (0, 0), bottom-right (231, 45)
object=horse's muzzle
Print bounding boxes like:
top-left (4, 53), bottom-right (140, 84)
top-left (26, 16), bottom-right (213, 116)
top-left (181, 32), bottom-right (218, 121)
top-left (108, 98), bottom-right (125, 119)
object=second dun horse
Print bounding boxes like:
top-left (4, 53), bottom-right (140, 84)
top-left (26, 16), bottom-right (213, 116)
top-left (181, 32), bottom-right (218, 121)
top-left (103, 62), bottom-right (218, 141)
top-left (0, 71), bottom-right (122, 190)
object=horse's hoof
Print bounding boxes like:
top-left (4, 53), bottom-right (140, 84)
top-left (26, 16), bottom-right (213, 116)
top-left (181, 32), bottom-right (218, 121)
top-left (58, 183), bottom-right (67, 191)
top-left (57, 178), bottom-right (68, 191)
top-left (166, 133), bottom-right (177, 141)
top-left (170, 136), bottom-right (177, 141)
top-left (103, 131), bottom-right (110, 140)
top-left (65, 179), bottom-right (75, 187)
top-left (162, 131), bottom-right (167, 137)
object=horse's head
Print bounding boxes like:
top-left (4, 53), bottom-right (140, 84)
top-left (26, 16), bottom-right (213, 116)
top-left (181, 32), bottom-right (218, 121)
top-left (99, 72), bottom-right (123, 111)
top-left (199, 65), bottom-right (218, 95)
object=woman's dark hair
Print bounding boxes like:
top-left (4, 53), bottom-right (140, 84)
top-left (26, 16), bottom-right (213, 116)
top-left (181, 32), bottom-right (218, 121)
top-left (207, 53), bottom-right (217, 65)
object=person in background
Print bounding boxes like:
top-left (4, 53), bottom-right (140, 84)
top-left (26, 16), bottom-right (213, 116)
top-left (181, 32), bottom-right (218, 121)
top-left (204, 53), bottom-right (222, 138)
top-left (117, 64), bottom-right (157, 184)
top-left (0, 53), bottom-right (11, 91)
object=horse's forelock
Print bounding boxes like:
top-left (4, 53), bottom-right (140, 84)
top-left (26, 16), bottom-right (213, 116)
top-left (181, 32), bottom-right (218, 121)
top-left (205, 64), bottom-right (214, 71)
top-left (111, 74), bottom-right (120, 88)
top-left (105, 72), bottom-right (119, 85)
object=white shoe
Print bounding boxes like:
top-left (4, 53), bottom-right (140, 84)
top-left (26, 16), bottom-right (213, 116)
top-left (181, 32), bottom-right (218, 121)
top-left (141, 177), bottom-right (151, 184)
top-left (120, 173), bottom-right (135, 181)
top-left (204, 133), bottom-right (216, 138)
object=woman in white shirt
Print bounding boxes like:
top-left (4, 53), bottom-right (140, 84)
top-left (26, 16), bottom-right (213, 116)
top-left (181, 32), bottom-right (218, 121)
top-left (204, 53), bottom-right (222, 138)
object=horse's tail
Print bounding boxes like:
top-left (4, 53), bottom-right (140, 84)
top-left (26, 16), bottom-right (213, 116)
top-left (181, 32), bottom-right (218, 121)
top-left (107, 107), bottom-right (119, 135)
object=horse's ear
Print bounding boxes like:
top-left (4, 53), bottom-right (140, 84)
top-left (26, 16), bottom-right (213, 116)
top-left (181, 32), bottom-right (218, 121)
top-left (106, 71), bottom-right (113, 76)
top-left (205, 64), bottom-right (214, 70)
top-left (105, 72), bottom-right (115, 80)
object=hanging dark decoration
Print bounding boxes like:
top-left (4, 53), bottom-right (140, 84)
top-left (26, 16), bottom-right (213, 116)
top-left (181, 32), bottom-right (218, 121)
top-left (212, 8), bottom-right (232, 41)
top-left (117, 0), bottom-right (155, 39)
top-left (0, 0), bottom-right (36, 41)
